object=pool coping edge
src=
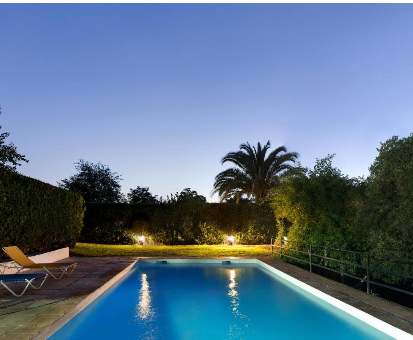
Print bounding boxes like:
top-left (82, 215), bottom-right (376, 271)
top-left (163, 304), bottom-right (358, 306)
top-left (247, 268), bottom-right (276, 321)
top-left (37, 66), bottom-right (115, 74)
top-left (32, 259), bottom-right (138, 340)
top-left (256, 259), bottom-right (413, 339)
top-left (34, 258), bottom-right (413, 339)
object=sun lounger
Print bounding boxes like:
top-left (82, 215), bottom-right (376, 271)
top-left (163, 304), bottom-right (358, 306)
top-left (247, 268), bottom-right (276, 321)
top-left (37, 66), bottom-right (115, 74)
top-left (2, 246), bottom-right (77, 280)
top-left (0, 273), bottom-right (48, 297)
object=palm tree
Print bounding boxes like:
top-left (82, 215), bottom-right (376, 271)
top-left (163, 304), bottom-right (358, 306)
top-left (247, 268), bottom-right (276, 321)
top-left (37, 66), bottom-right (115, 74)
top-left (213, 141), bottom-right (299, 203)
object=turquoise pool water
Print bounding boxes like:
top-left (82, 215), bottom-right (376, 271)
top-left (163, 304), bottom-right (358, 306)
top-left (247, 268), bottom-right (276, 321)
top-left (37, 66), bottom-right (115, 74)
top-left (51, 261), bottom-right (393, 339)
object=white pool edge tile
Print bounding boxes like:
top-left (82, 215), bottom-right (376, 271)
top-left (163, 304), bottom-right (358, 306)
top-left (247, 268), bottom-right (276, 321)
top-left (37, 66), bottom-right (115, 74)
top-left (256, 259), bottom-right (413, 340)
top-left (33, 259), bottom-right (138, 340)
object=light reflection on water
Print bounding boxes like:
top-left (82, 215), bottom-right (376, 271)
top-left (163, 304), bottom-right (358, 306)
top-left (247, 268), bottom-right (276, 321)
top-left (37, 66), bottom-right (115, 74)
top-left (137, 273), bottom-right (152, 320)
top-left (228, 269), bottom-right (238, 304)
top-left (135, 273), bottom-right (158, 339)
top-left (227, 269), bottom-right (252, 338)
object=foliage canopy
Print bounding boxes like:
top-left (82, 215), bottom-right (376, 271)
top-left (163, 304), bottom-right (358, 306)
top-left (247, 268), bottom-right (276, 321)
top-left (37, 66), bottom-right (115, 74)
top-left (0, 107), bottom-right (29, 171)
top-left (270, 155), bottom-right (364, 250)
top-left (213, 141), bottom-right (299, 203)
top-left (128, 186), bottom-right (158, 204)
top-left (165, 188), bottom-right (207, 204)
top-left (357, 135), bottom-right (413, 253)
top-left (59, 160), bottom-right (124, 203)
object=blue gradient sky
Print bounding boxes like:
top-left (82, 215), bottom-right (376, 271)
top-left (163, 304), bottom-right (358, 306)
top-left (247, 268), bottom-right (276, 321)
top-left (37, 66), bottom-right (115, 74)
top-left (1, 4), bottom-right (412, 201)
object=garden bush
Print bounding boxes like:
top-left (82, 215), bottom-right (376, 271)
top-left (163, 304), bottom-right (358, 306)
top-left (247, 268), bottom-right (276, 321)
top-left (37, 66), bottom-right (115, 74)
top-left (269, 155), bottom-right (365, 251)
top-left (0, 169), bottom-right (84, 257)
top-left (81, 202), bottom-right (277, 245)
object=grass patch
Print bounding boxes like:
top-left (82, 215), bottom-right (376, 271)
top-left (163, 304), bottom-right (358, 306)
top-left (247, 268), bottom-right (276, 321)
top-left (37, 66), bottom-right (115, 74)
top-left (71, 243), bottom-right (272, 257)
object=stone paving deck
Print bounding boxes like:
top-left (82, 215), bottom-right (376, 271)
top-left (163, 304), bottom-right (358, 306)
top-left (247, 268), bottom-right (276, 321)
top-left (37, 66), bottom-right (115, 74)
top-left (259, 257), bottom-right (413, 336)
top-left (0, 257), bottom-right (136, 339)
top-left (0, 256), bottom-right (412, 339)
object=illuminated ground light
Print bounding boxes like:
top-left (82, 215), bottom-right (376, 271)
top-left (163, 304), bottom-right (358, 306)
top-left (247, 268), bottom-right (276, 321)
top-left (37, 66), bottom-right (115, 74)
top-left (227, 235), bottom-right (235, 245)
top-left (138, 235), bottom-right (146, 245)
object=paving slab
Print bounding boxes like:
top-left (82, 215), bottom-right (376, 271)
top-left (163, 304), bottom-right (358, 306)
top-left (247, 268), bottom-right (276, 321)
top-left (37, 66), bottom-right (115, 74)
top-left (0, 256), bottom-right (136, 339)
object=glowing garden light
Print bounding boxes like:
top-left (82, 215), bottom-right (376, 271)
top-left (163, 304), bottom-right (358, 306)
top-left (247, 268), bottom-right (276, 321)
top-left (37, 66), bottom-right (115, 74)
top-left (138, 235), bottom-right (146, 244)
top-left (227, 235), bottom-right (235, 245)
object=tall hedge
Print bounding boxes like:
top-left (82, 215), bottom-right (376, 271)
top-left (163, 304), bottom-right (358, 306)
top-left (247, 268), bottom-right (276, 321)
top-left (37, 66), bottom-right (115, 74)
top-left (81, 203), bottom-right (277, 245)
top-left (0, 169), bottom-right (84, 257)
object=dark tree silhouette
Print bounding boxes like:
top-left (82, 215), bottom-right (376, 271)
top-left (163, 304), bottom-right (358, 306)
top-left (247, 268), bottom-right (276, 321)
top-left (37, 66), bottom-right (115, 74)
top-left (165, 188), bottom-right (207, 204)
top-left (213, 141), bottom-right (299, 203)
top-left (0, 107), bottom-right (28, 171)
top-left (59, 160), bottom-right (124, 203)
top-left (128, 186), bottom-right (158, 203)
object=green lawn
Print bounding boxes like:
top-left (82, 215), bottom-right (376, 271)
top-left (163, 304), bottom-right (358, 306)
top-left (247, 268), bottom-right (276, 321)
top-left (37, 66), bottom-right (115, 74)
top-left (71, 243), bottom-right (272, 257)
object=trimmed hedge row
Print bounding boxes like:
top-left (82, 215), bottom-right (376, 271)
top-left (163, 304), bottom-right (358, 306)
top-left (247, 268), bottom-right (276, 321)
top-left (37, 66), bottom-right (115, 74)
top-left (81, 203), bottom-right (277, 245)
top-left (0, 169), bottom-right (84, 257)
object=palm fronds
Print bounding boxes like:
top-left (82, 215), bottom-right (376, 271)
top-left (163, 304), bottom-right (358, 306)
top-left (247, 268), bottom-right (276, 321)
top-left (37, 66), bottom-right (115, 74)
top-left (213, 141), bottom-right (300, 203)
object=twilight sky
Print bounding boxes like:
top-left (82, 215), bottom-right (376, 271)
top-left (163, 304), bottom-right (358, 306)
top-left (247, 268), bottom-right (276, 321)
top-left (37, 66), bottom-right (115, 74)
top-left (1, 4), bottom-right (412, 201)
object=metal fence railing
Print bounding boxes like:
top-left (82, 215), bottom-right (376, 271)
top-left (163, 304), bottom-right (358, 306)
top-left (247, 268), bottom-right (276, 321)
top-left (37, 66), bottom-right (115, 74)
top-left (270, 238), bottom-right (413, 297)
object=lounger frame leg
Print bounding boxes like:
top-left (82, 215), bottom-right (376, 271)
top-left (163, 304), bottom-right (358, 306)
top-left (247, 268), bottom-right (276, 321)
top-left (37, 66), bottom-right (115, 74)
top-left (43, 264), bottom-right (77, 280)
top-left (0, 275), bottom-right (48, 297)
top-left (0, 262), bottom-right (25, 274)
top-left (16, 266), bottom-right (26, 274)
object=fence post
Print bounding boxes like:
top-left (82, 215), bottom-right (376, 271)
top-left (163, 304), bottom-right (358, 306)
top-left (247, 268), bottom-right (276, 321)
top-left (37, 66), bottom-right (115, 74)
top-left (353, 252), bottom-right (356, 274)
top-left (309, 244), bottom-right (312, 272)
top-left (366, 253), bottom-right (371, 294)
top-left (271, 238), bottom-right (273, 254)
top-left (280, 237), bottom-right (282, 259)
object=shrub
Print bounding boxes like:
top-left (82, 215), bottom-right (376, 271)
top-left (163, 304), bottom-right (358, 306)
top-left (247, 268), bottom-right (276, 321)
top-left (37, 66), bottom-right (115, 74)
top-left (0, 169), bottom-right (84, 257)
top-left (356, 135), bottom-right (413, 286)
top-left (269, 155), bottom-right (364, 251)
top-left (81, 202), bottom-right (277, 245)
top-left (357, 135), bottom-right (413, 253)
top-left (81, 203), bottom-right (136, 244)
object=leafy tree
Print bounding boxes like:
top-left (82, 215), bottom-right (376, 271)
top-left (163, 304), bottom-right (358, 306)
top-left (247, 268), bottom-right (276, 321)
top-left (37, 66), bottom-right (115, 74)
top-left (128, 186), bottom-right (158, 204)
top-left (224, 196), bottom-right (254, 204)
top-left (59, 160), bottom-right (124, 203)
top-left (213, 141), bottom-right (300, 203)
top-left (165, 188), bottom-right (207, 204)
top-left (154, 188), bottom-right (207, 244)
top-left (357, 135), bottom-right (413, 253)
top-left (0, 107), bottom-right (29, 171)
top-left (270, 155), bottom-right (364, 250)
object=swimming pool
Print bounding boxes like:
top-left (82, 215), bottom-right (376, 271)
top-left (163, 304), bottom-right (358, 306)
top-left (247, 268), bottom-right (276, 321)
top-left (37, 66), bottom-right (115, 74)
top-left (50, 259), bottom-right (410, 339)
